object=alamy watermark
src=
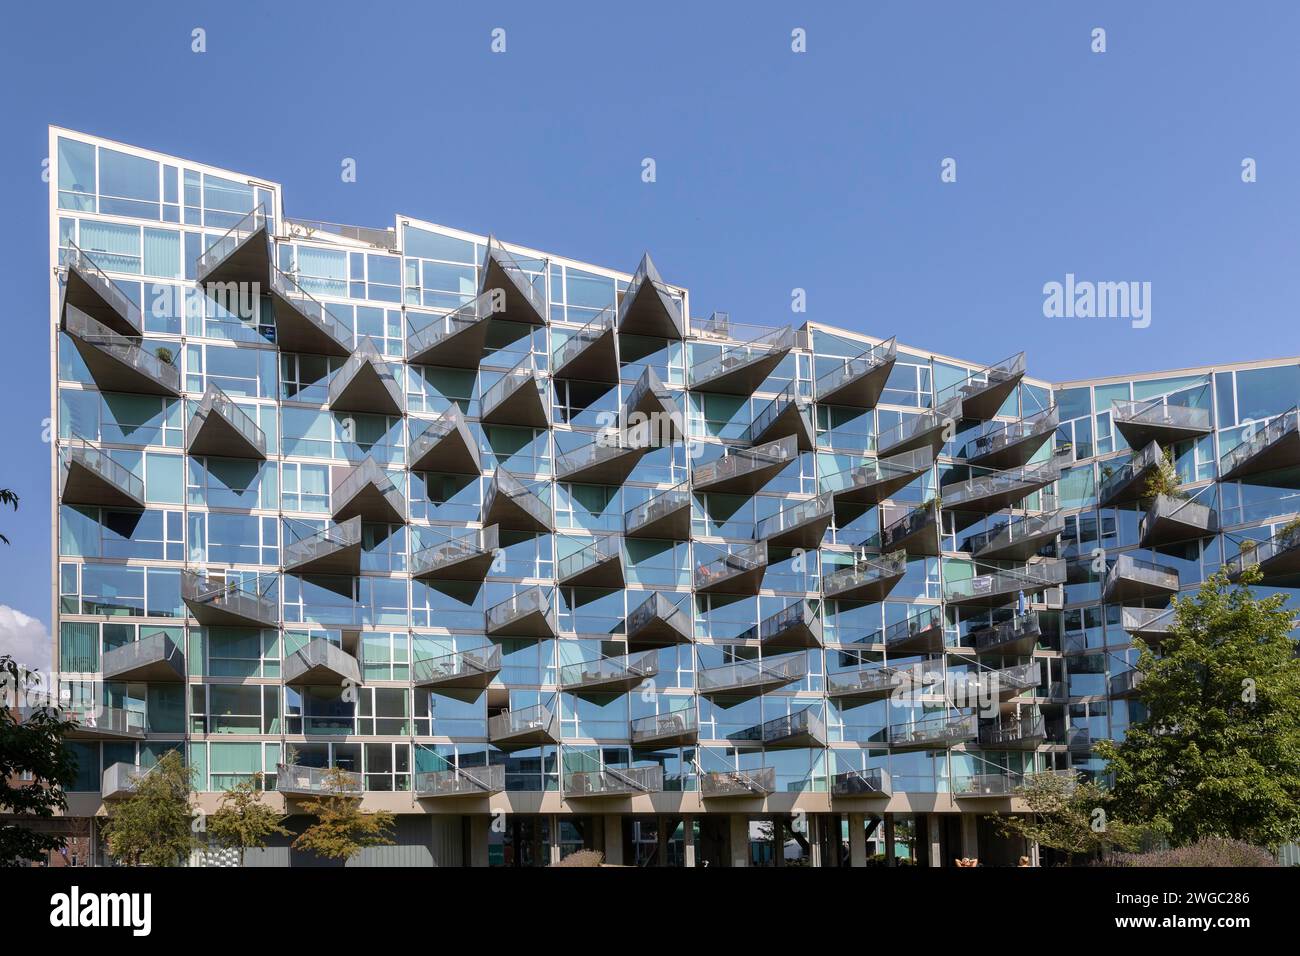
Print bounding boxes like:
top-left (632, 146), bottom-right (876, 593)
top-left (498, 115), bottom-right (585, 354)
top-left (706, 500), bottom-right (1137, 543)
top-left (1042, 273), bottom-right (1151, 329)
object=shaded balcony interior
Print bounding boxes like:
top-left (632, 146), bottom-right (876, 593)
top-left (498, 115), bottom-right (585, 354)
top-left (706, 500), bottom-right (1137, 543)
top-left (486, 587), bottom-right (558, 638)
top-left (694, 540), bottom-right (769, 594)
top-left (813, 337), bottom-right (898, 408)
top-left (553, 306), bottom-right (618, 382)
top-left (411, 525), bottom-right (499, 582)
top-left (691, 433), bottom-right (798, 494)
top-left (61, 305), bottom-right (179, 396)
top-left (483, 468), bottom-right (553, 532)
top-left (284, 636), bottom-right (363, 686)
top-left (624, 483), bottom-right (692, 539)
top-left (481, 236), bottom-right (548, 325)
top-left (181, 571), bottom-right (278, 628)
top-left (412, 644), bottom-right (502, 690)
top-left (688, 322), bottom-right (796, 395)
top-left (60, 239), bottom-right (143, 336)
top-left (556, 534), bottom-right (625, 588)
top-left (331, 457), bottom-right (407, 523)
top-left (823, 550), bottom-right (908, 602)
top-left (625, 591), bottom-right (693, 646)
top-left (406, 291), bottom-right (497, 368)
top-left (617, 253), bottom-right (684, 338)
top-left (282, 516), bottom-right (363, 575)
top-left (59, 440), bottom-right (145, 509)
top-left (747, 384), bottom-right (815, 451)
top-left (186, 383), bottom-right (268, 459)
top-left (409, 404), bottom-right (481, 474)
top-left (327, 336), bottom-right (404, 415)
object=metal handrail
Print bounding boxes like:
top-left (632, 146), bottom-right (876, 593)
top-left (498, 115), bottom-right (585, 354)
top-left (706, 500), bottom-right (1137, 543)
top-left (1219, 407), bottom-right (1299, 476)
top-left (63, 307), bottom-right (180, 391)
top-left (196, 205), bottom-right (268, 277)
top-left (61, 439), bottom-right (145, 502)
top-left (62, 239), bottom-right (144, 331)
top-left (815, 337), bottom-right (897, 398)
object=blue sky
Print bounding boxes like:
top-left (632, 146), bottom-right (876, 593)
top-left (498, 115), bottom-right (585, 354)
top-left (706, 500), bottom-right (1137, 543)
top-left (0, 0), bottom-right (1297, 639)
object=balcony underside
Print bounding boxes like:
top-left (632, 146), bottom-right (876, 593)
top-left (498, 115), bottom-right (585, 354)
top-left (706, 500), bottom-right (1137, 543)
top-left (759, 607), bottom-right (822, 649)
top-left (557, 445), bottom-right (644, 485)
top-left (1233, 546), bottom-right (1300, 585)
top-left (186, 399), bottom-right (266, 460)
top-left (691, 347), bottom-right (790, 395)
top-left (66, 719), bottom-right (144, 742)
top-left (1221, 430), bottom-right (1300, 483)
top-left (954, 373), bottom-right (1025, 422)
top-left (882, 510), bottom-right (940, 556)
top-left (691, 455), bottom-right (790, 496)
top-left (879, 416), bottom-right (953, 458)
top-left (1140, 500), bottom-right (1217, 547)
top-left (826, 453), bottom-right (933, 506)
top-left (631, 715), bottom-right (698, 748)
top-left (481, 379), bottom-right (549, 429)
top-left (332, 478), bottom-right (405, 524)
top-left (751, 399), bottom-right (816, 452)
top-left (284, 654), bottom-right (362, 687)
top-left (969, 622), bottom-right (1040, 656)
top-left (413, 650), bottom-right (501, 690)
top-left (270, 285), bottom-right (352, 357)
top-left (182, 592), bottom-right (275, 629)
top-left (283, 519), bottom-right (362, 576)
top-left (826, 567), bottom-right (906, 604)
top-left (102, 644), bottom-right (185, 683)
top-left (626, 595), bottom-right (693, 647)
top-left (407, 312), bottom-right (491, 368)
top-left (624, 495), bottom-right (691, 539)
top-left (1105, 574), bottom-right (1178, 604)
top-left (412, 545), bottom-right (494, 583)
top-left (197, 219), bottom-right (270, 288)
top-left (695, 562), bottom-right (767, 596)
top-left (60, 456), bottom-right (145, 509)
top-left (764, 508), bottom-right (833, 549)
top-left (554, 324), bottom-right (618, 382)
top-left (972, 515), bottom-right (1062, 561)
top-left (618, 264), bottom-right (682, 338)
top-left (558, 552), bottom-right (625, 589)
top-left (885, 618), bottom-right (946, 654)
top-left (484, 487), bottom-right (551, 533)
top-left (1114, 416), bottom-right (1212, 450)
top-left (965, 428), bottom-right (1054, 471)
top-left (409, 414), bottom-right (481, 475)
top-left (816, 355), bottom-right (896, 408)
top-left (482, 250), bottom-right (547, 326)
top-left (486, 606), bottom-right (557, 639)
top-left (62, 307), bottom-right (179, 396)
top-left (489, 719), bottom-right (559, 750)
top-left (329, 359), bottom-right (403, 416)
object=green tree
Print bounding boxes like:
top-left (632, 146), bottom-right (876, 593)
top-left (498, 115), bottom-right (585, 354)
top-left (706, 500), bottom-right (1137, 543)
top-left (0, 488), bottom-right (16, 544)
top-left (1096, 567), bottom-right (1300, 848)
top-left (996, 770), bottom-right (1146, 861)
top-left (207, 774), bottom-right (291, 865)
top-left (0, 655), bottom-right (79, 866)
top-left (1142, 448), bottom-right (1185, 500)
top-left (101, 750), bottom-right (203, 866)
top-left (292, 769), bottom-right (396, 862)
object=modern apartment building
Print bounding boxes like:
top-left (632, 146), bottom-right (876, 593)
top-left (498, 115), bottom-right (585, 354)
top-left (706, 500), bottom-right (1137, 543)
top-left (44, 128), bottom-right (1300, 867)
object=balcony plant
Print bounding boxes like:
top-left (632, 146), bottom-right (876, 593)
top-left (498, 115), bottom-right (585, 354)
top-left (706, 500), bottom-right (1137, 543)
top-left (1141, 449), bottom-right (1185, 501)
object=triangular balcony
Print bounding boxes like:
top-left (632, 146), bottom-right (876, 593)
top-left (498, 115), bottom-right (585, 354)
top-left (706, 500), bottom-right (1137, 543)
top-left (1109, 669), bottom-right (1144, 700)
top-left (944, 559), bottom-right (1065, 607)
top-left (698, 652), bottom-right (807, 697)
top-left (1219, 408), bottom-right (1300, 483)
top-left (935, 352), bottom-right (1026, 422)
top-left (962, 407), bottom-right (1060, 470)
top-left (186, 383), bottom-right (268, 460)
top-left (823, 550), bottom-right (907, 602)
top-left (102, 633), bottom-right (185, 683)
top-left (59, 440), bottom-right (145, 509)
top-left (941, 455), bottom-right (1066, 525)
top-left (879, 605), bottom-right (946, 653)
top-left (406, 291), bottom-right (497, 368)
top-left (814, 337), bottom-right (897, 408)
top-left (182, 571), bottom-right (278, 628)
top-left (409, 405), bottom-right (481, 474)
top-left (412, 644), bottom-right (502, 690)
top-left (60, 240), bottom-right (142, 336)
top-left (1121, 605), bottom-right (1177, 646)
top-left (102, 762), bottom-right (154, 800)
top-left (729, 707), bottom-right (827, 749)
top-left (483, 468), bottom-right (552, 533)
top-left (283, 516), bottom-right (363, 575)
top-left (331, 457), bottom-right (406, 524)
top-left (623, 366), bottom-right (683, 439)
top-left (1098, 441), bottom-right (1165, 507)
top-left (555, 434), bottom-right (645, 485)
top-left (481, 236), bottom-right (548, 325)
top-left (688, 325), bottom-right (795, 395)
top-left (1112, 394), bottom-right (1213, 448)
top-left (486, 587), bottom-right (558, 638)
top-left (756, 493), bottom-right (834, 549)
top-left (953, 773), bottom-right (1027, 800)
top-left (820, 447), bottom-right (934, 505)
top-left (415, 764), bottom-right (505, 799)
top-left (747, 384), bottom-right (815, 451)
top-left (195, 205), bottom-right (271, 289)
top-left (268, 266), bottom-right (353, 357)
top-left (1104, 554), bottom-right (1180, 602)
top-left (553, 307), bottom-right (618, 382)
top-left (631, 707), bottom-right (698, 747)
top-left (887, 713), bottom-right (978, 751)
top-left (275, 763), bottom-right (364, 799)
top-left (63, 705), bottom-right (145, 741)
top-left (560, 649), bottom-right (658, 695)
top-left (968, 509), bottom-right (1063, 561)
top-left (877, 396), bottom-right (965, 457)
top-left (617, 253), bottom-right (684, 338)
top-left (488, 702), bottom-right (560, 750)
top-left (61, 306), bottom-right (179, 396)
top-left (623, 482), bottom-right (692, 539)
top-left (327, 337), bottom-right (404, 416)
top-left (974, 661), bottom-right (1042, 701)
top-left (827, 663), bottom-right (910, 703)
top-left (756, 600), bottom-right (823, 649)
top-left (1227, 524), bottom-right (1300, 585)
top-left (625, 591), bottom-right (693, 646)
top-left (968, 611), bottom-right (1042, 655)
top-left (694, 540), bottom-right (768, 595)
top-left (564, 765), bottom-right (664, 799)
top-left (1139, 493), bottom-right (1217, 547)
top-left (691, 433), bottom-right (798, 495)
top-left (701, 766), bottom-right (775, 798)
top-left (879, 502), bottom-right (940, 556)
top-left (284, 637), bottom-right (363, 686)
top-left (557, 534), bottom-right (625, 588)
top-left (480, 354), bottom-right (549, 428)
top-left (831, 767), bottom-right (892, 798)
top-left (411, 526), bottom-right (498, 582)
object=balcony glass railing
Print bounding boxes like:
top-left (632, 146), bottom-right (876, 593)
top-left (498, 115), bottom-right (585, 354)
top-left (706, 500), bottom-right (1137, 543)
top-left (62, 439), bottom-right (145, 502)
top-left (942, 455), bottom-right (1064, 511)
top-left (688, 325), bottom-right (795, 387)
top-left (1105, 554), bottom-right (1180, 595)
top-left (626, 591), bottom-right (692, 642)
top-left (964, 509), bottom-right (1063, 556)
top-left (619, 254), bottom-right (683, 332)
top-left (755, 493), bottom-right (833, 541)
top-left (555, 434), bottom-right (639, 480)
top-left (815, 337), bottom-right (897, 400)
top-left (412, 645), bottom-right (502, 686)
top-left (1226, 522), bottom-right (1300, 579)
top-left (407, 290), bottom-right (499, 357)
top-left (694, 541), bottom-right (768, 589)
top-left (701, 766), bottom-right (775, 797)
top-left (553, 306), bottom-right (615, 370)
top-left (887, 712), bottom-right (978, 748)
top-left (1097, 441), bottom-right (1164, 504)
top-left (62, 239), bottom-right (144, 331)
top-left (275, 763), bottom-right (363, 796)
top-left (196, 205), bottom-right (268, 279)
top-left (283, 516), bottom-right (362, 570)
top-left (819, 447), bottom-right (933, 498)
top-left (1112, 392), bottom-right (1212, 434)
top-left (831, 767), bottom-right (891, 797)
top-left (934, 352), bottom-right (1026, 409)
top-left (485, 587), bottom-right (553, 633)
top-left (411, 525), bottom-right (498, 577)
top-left (747, 382), bottom-right (810, 442)
top-left (559, 649), bottom-right (658, 690)
top-left (329, 337), bottom-right (403, 409)
top-left (565, 765), bottom-right (664, 796)
top-left (332, 457), bottom-right (406, 518)
top-left (968, 611), bottom-right (1041, 652)
top-left (191, 382), bottom-right (268, 455)
top-left (557, 534), bottom-right (622, 582)
top-left (485, 238), bottom-right (548, 316)
top-left (101, 632), bottom-right (182, 679)
top-left (691, 434), bottom-right (798, 489)
top-left (823, 550), bottom-right (908, 598)
top-left (874, 604), bottom-right (945, 648)
top-left (942, 560), bottom-right (1065, 604)
top-left (1121, 605), bottom-right (1177, 635)
top-left (488, 702), bottom-right (556, 742)
top-left (269, 265), bottom-right (354, 349)
top-left (282, 216), bottom-right (397, 250)
top-left (1219, 407), bottom-right (1299, 477)
top-left (624, 482), bottom-right (691, 535)
top-left (63, 307), bottom-right (180, 392)
top-left (182, 570), bottom-right (279, 625)
top-left (962, 407), bottom-right (1059, 461)
top-left (730, 707), bottom-right (826, 746)
top-left (630, 708), bottom-right (698, 744)
top-left (414, 764), bottom-right (505, 797)
top-left (284, 639), bottom-right (362, 684)
top-left (697, 653), bottom-right (807, 693)
top-left (486, 468), bottom-right (552, 529)
top-left (876, 396), bottom-right (964, 454)
top-left (481, 353), bottom-right (547, 420)
top-left (978, 714), bottom-right (1046, 746)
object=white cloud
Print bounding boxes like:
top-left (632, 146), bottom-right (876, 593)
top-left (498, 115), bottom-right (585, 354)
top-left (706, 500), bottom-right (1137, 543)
top-left (0, 605), bottom-right (51, 675)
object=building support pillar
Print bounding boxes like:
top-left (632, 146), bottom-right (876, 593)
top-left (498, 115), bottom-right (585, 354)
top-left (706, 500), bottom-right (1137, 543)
top-left (548, 814), bottom-right (561, 866)
top-left (848, 812), bottom-right (867, 867)
top-left (683, 815), bottom-right (696, 868)
top-left (960, 813), bottom-right (979, 862)
top-left (884, 814), bottom-right (896, 867)
top-left (602, 815), bottom-right (624, 866)
top-left (469, 815), bottom-right (490, 867)
top-left (729, 814), bottom-right (749, 867)
top-left (927, 814), bottom-right (943, 868)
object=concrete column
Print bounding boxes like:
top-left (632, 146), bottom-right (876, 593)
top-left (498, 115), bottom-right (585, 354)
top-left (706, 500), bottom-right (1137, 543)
top-left (927, 814), bottom-right (943, 868)
top-left (468, 815), bottom-right (490, 867)
top-left (848, 812), bottom-right (866, 867)
top-left (548, 814), bottom-right (561, 866)
top-left (960, 813), bottom-right (979, 862)
top-left (602, 815), bottom-right (624, 866)
top-left (884, 814), bottom-right (896, 866)
top-left (729, 814), bottom-right (749, 867)
top-left (683, 815), bottom-right (696, 868)
top-left (657, 815), bottom-right (669, 868)
top-left (808, 815), bottom-right (822, 868)
top-left (1030, 840), bottom-right (1041, 867)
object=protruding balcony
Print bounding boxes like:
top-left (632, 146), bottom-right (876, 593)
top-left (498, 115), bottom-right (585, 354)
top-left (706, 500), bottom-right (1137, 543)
top-left (756, 493), bottom-right (834, 548)
top-left (481, 236), bottom-right (548, 325)
top-left (284, 639), bottom-right (362, 686)
top-left (483, 468), bottom-right (552, 532)
top-left (60, 240), bottom-right (142, 335)
top-left (941, 455), bottom-right (1066, 522)
top-left (624, 483), bottom-right (692, 539)
top-left (1103, 554), bottom-right (1179, 603)
top-left (968, 611), bottom-right (1042, 656)
top-left (691, 434), bottom-right (798, 494)
top-left (953, 774), bottom-right (1023, 800)
top-left (814, 337), bottom-right (897, 408)
top-left (943, 559), bottom-right (1065, 607)
top-left (64, 706), bottom-right (145, 741)
top-left (61, 306), bottom-right (179, 396)
top-left (694, 541), bottom-right (769, 595)
top-left (276, 763), bottom-right (364, 799)
top-left (102, 633), bottom-right (184, 683)
top-left (406, 291), bottom-right (497, 368)
top-left (1098, 441), bottom-right (1165, 507)
top-left (1139, 494), bottom-right (1217, 546)
top-left (1121, 605), bottom-right (1177, 644)
top-left (880, 604), bottom-right (946, 653)
top-left (186, 383), bottom-right (268, 460)
top-left (557, 534), bottom-right (625, 588)
top-left (1112, 396), bottom-right (1213, 448)
top-left (488, 703), bottom-right (560, 749)
top-left (831, 767), bottom-right (892, 798)
top-left (698, 652), bottom-right (807, 698)
top-left (968, 510), bottom-right (1063, 561)
top-left (617, 253), bottom-right (683, 338)
top-left (625, 591), bottom-right (693, 646)
top-left (975, 661), bottom-right (1042, 701)
top-left (332, 457), bottom-right (406, 524)
top-left (560, 649), bottom-right (658, 694)
top-left (887, 713), bottom-right (978, 750)
top-left (979, 714), bottom-right (1046, 749)
top-left (1109, 669), bottom-right (1144, 699)
top-left (553, 306), bottom-right (618, 382)
top-left (757, 601), bottom-right (822, 650)
top-left (102, 762), bottom-right (152, 800)
top-left (195, 205), bottom-right (270, 289)
top-left (880, 503), bottom-right (939, 556)
top-left (701, 766), bottom-right (775, 798)
top-left (269, 266), bottom-right (353, 357)
top-left (935, 352), bottom-right (1026, 422)
top-left (412, 645), bottom-right (502, 690)
top-left (486, 587), bottom-right (558, 638)
top-left (555, 434), bottom-right (645, 485)
top-left (820, 448), bottom-right (934, 505)
top-left (630, 708), bottom-right (698, 747)
top-left (411, 526), bottom-right (499, 582)
top-left (730, 708), bottom-right (827, 749)
top-left (415, 764), bottom-right (505, 799)
top-left (823, 550), bottom-right (908, 603)
top-left (480, 355), bottom-right (549, 428)
top-left (59, 440), bottom-right (145, 509)
top-left (328, 337), bottom-right (404, 416)
top-left (283, 517), bottom-right (362, 575)
top-left (1226, 523), bottom-right (1300, 584)
top-left (688, 325), bottom-right (795, 395)
top-left (962, 408), bottom-right (1060, 470)
top-left (1219, 408), bottom-right (1300, 482)
top-left (747, 384), bottom-right (815, 451)
top-left (877, 396), bottom-right (965, 457)
top-left (623, 367), bottom-right (682, 438)
top-left (410, 405), bottom-right (481, 475)
top-left (182, 571), bottom-right (278, 628)
top-left (565, 765), bottom-right (664, 798)
top-left (827, 664), bottom-right (909, 702)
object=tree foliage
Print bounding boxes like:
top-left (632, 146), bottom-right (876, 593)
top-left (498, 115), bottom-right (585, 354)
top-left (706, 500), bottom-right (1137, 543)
top-left (1142, 448), bottom-right (1184, 501)
top-left (207, 774), bottom-right (290, 865)
top-left (291, 769), bottom-right (396, 862)
top-left (101, 750), bottom-right (203, 866)
top-left (996, 770), bottom-right (1146, 858)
